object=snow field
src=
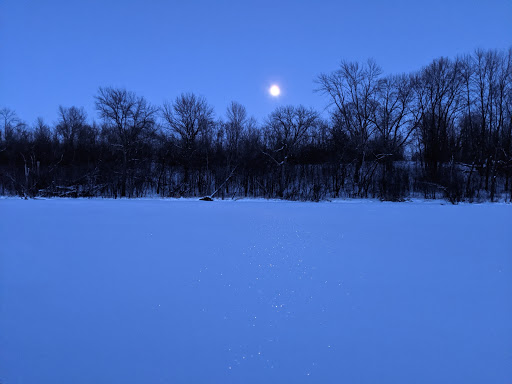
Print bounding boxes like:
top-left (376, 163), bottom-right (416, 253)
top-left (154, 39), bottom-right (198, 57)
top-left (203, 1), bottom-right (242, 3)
top-left (0, 199), bottom-right (511, 383)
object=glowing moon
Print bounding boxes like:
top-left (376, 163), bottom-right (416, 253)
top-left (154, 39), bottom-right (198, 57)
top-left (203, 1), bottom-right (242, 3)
top-left (269, 84), bottom-right (281, 97)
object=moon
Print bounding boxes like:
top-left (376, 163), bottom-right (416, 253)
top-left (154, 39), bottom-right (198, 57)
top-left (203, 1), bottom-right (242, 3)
top-left (269, 84), bottom-right (281, 97)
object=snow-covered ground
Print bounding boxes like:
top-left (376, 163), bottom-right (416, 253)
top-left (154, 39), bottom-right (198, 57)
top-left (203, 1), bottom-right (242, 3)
top-left (1, 199), bottom-right (511, 383)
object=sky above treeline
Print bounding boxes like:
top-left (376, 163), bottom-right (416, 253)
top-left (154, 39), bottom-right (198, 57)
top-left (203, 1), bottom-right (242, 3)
top-left (1, 0), bottom-right (511, 126)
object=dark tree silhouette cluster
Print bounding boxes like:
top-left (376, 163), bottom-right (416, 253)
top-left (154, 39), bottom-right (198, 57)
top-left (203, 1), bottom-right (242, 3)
top-left (1, 49), bottom-right (511, 202)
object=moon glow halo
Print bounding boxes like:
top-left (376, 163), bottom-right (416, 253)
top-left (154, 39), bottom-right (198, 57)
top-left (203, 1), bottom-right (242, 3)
top-left (269, 85), bottom-right (281, 97)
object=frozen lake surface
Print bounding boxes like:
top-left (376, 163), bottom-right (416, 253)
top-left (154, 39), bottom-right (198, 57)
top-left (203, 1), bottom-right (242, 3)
top-left (1, 199), bottom-right (511, 383)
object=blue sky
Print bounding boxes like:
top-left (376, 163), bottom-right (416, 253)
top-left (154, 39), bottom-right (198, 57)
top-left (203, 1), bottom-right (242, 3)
top-left (0, 0), bottom-right (510, 125)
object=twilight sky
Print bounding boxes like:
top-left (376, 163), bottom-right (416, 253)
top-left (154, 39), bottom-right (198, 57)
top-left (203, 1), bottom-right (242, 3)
top-left (1, 0), bottom-right (511, 126)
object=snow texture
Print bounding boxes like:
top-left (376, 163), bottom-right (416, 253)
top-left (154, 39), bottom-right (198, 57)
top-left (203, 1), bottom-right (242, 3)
top-left (1, 199), bottom-right (511, 383)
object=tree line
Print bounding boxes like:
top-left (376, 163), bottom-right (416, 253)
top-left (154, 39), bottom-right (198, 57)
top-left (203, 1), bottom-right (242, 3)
top-left (1, 48), bottom-right (511, 202)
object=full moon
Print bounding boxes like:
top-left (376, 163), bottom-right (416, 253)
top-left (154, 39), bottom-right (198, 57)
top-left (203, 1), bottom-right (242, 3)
top-left (269, 84), bottom-right (281, 97)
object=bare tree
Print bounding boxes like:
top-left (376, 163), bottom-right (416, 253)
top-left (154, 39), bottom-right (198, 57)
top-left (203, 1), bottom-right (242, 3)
top-left (162, 93), bottom-right (214, 187)
top-left (0, 108), bottom-right (26, 143)
top-left (56, 106), bottom-right (88, 148)
top-left (264, 105), bottom-right (318, 197)
top-left (317, 59), bottom-right (382, 193)
top-left (370, 74), bottom-right (414, 199)
top-left (411, 57), bottom-right (463, 184)
top-left (224, 101), bottom-right (247, 161)
top-left (162, 93), bottom-right (214, 150)
top-left (95, 87), bottom-right (157, 197)
top-left (373, 74), bottom-right (414, 154)
top-left (479, 49), bottom-right (512, 200)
